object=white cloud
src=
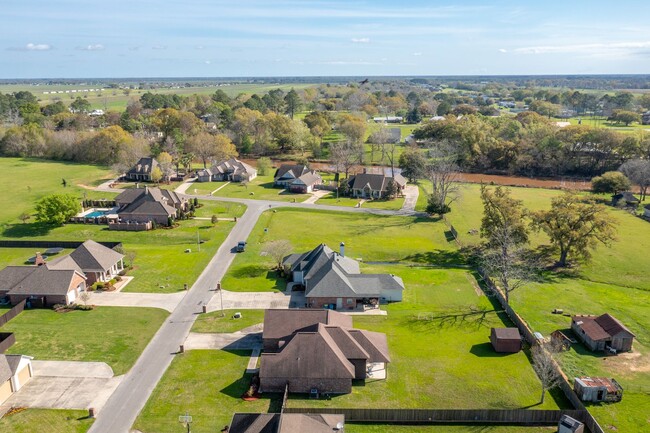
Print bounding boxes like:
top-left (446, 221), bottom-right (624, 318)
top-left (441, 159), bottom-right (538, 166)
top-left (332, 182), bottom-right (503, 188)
top-left (24, 43), bottom-right (51, 51)
top-left (78, 44), bottom-right (104, 51)
top-left (351, 37), bottom-right (370, 43)
top-left (513, 40), bottom-right (650, 55)
top-left (412, 52), bottom-right (422, 56)
top-left (204, 60), bottom-right (211, 64)
top-left (498, 48), bottom-right (507, 53)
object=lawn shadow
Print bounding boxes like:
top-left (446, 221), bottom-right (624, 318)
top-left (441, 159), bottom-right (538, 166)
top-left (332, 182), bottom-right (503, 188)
top-left (265, 270), bottom-right (287, 291)
top-left (231, 264), bottom-right (269, 279)
top-left (469, 342), bottom-right (514, 358)
top-left (403, 249), bottom-right (469, 267)
top-left (2, 222), bottom-right (55, 238)
top-left (219, 372), bottom-right (254, 398)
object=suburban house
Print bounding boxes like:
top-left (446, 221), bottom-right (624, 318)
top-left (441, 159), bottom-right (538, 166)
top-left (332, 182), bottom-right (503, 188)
top-left (490, 328), bottom-right (522, 353)
top-left (229, 413), bottom-right (344, 433)
top-left (0, 263), bottom-right (86, 306)
top-left (283, 243), bottom-right (404, 310)
top-left (611, 191), bottom-right (640, 208)
top-left (262, 308), bottom-right (352, 351)
top-left (125, 157), bottom-right (160, 182)
top-left (574, 377), bottom-right (623, 403)
top-left (346, 171), bottom-right (407, 199)
top-left (115, 187), bottom-right (189, 226)
top-left (202, 158), bottom-right (257, 182)
top-left (288, 171), bottom-right (322, 193)
top-left (571, 314), bottom-right (635, 352)
top-left (49, 240), bottom-right (124, 284)
top-left (273, 165), bottom-right (310, 187)
top-left (260, 309), bottom-right (391, 395)
top-left (0, 354), bottom-right (33, 405)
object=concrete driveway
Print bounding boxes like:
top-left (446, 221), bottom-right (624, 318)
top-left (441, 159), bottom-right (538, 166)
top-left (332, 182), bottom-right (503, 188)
top-left (184, 326), bottom-right (263, 350)
top-left (2, 361), bottom-right (121, 411)
top-left (207, 289), bottom-right (293, 311)
top-left (88, 291), bottom-right (185, 313)
top-left (401, 184), bottom-right (419, 212)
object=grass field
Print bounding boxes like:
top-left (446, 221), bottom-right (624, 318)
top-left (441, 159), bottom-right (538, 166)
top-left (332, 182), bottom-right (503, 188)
top-left (0, 158), bottom-right (114, 225)
top-left (134, 350), bottom-right (278, 433)
top-left (0, 83), bottom-right (317, 112)
top-left (220, 208), bottom-right (455, 292)
top-left (0, 307), bottom-right (167, 375)
top-left (315, 192), bottom-right (405, 210)
top-left (0, 409), bottom-right (94, 433)
top-left (191, 309), bottom-right (265, 333)
top-left (445, 182), bottom-right (650, 431)
top-left (206, 175), bottom-right (311, 202)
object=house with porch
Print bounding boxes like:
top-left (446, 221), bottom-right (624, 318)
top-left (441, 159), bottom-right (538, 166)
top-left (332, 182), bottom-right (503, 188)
top-left (346, 171), bottom-right (407, 199)
top-left (273, 165), bottom-right (310, 188)
top-left (0, 263), bottom-right (86, 306)
top-left (206, 158), bottom-right (257, 182)
top-left (115, 187), bottom-right (189, 226)
top-left (259, 309), bottom-right (390, 395)
top-left (49, 240), bottom-right (125, 284)
top-left (283, 243), bottom-right (404, 310)
top-left (289, 171), bottom-right (322, 193)
top-left (125, 157), bottom-right (160, 182)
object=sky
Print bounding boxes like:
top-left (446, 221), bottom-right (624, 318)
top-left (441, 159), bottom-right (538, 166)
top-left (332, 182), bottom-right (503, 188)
top-left (2, 0), bottom-right (650, 78)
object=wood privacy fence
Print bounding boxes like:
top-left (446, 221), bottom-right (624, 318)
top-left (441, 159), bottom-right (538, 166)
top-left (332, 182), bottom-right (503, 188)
top-left (284, 408), bottom-right (586, 425)
top-left (0, 300), bottom-right (26, 328)
top-left (0, 240), bottom-right (122, 249)
top-left (0, 333), bottom-right (16, 354)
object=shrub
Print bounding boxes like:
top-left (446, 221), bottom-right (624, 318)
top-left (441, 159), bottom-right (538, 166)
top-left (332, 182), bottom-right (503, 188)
top-left (115, 276), bottom-right (122, 282)
top-left (592, 171), bottom-right (631, 194)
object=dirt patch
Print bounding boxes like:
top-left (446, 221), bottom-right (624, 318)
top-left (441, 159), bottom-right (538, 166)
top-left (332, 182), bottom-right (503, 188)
top-left (466, 273), bottom-right (484, 297)
top-left (601, 349), bottom-right (650, 373)
top-left (455, 173), bottom-right (592, 190)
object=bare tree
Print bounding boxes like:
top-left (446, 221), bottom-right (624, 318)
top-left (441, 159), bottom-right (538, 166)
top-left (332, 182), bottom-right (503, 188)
top-left (330, 140), bottom-right (361, 179)
top-left (481, 246), bottom-right (537, 305)
top-left (619, 159), bottom-right (650, 201)
top-left (425, 141), bottom-right (460, 214)
top-left (262, 240), bottom-right (293, 270)
top-left (532, 345), bottom-right (561, 404)
top-left (79, 291), bottom-right (91, 307)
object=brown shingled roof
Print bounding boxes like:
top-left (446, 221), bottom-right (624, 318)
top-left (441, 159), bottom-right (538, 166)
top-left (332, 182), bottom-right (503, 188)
top-left (263, 309), bottom-right (352, 341)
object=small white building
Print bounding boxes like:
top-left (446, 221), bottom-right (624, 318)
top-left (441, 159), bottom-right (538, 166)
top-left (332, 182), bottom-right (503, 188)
top-left (0, 355), bottom-right (33, 404)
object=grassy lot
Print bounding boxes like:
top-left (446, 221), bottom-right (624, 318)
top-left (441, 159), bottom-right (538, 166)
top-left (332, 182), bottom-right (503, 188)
top-left (346, 425), bottom-right (556, 433)
top-left (288, 265), bottom-right (566, 411)
top-left (192, 309), bottom-right (265, 333)
top-left (134, 350), bottom-right (279, 433)
top-left (445, 182), bottom-right (650, 431)
top-left (0, 158), bottom-right (114, 225)
top-left (0, 248), bottom-right (74, 266)
top-left (316, 192), bottom-right (405, 210)
top-left (207, 175), bottom-right (311, 202)
top-left (0, 409), bottom-right (94, 433)
top-left (0, 307), bottom-right (167, 375)
top-left (221, 208), bottom-right (455, 292)
top-left (193, 200), bottom-right (246, 218)
top-left (2, 215), bottom-right (237, 294)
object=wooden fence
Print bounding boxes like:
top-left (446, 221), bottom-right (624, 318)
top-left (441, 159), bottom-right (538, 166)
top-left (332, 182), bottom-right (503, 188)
top-left (0, 333), bottom-right (16, 354)
top-left (108, 221), bottom-right (152, 231)
top-left (0, 300), bottom-right (26, 328)
top-left (284, 408), bottom-right (587, 425)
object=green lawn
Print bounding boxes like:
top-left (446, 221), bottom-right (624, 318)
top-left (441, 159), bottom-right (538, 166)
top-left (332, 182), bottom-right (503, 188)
top-left (206, 175), bottom-right (311, 202)
top-left (346, 425), bottom-right (556, 433)
top-left (193, 200), bottom-right (247, 218)
top-left (288, 265), bottom-right (566, 411)
top-left (0, 158), bottom-right (114, 225)
top-left (445, 182), bottom-right (650, 431)
top-left (0, 409), bottom-right (94, 433)
top-left (0, 248), bottom-right (74, 266)
top-left (134, 350), bottom-right (279, 433)
top-left (316, 192), bottom-right (405, 210)
top-left (221, 208), bottom-right (456, 293)
top-left (0, 307), bottom-right (167, 375)
top-left (191, 309), bottom-right (265, 333)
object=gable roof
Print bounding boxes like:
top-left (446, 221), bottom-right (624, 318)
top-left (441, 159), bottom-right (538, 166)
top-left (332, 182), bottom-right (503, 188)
top-left (594, 314), bottom-right (635, 338)
top-left (116, 187), bottom-right (185, 217)
top-left (260, 325), bottom-right (356, 380)
top-left (196, 168), bottom-right (213, 177)
top-left (347, 329), bottom-right (391, 363)
top-left (211, 158), bottom-right (256, 176)
top-left (0, 265), bottom-right (84, 297)
top-left (292, 171), bottom-right (321, 187)
top-left (67, 240), bottom-right (124, 272)
top-left (0, 355), bottom-right (13, 383)
top-left (229, 413), bottom-right (344, 433)
top-left (274, 164), bottom-right (309, 181)
top-left (573, 314), bottom-right (635, 341)
top-left (492, 327), bottom-right (521, 340)
top-left (47, 255), bottom-right (84, 274)
top-left (347, 172), bottom-right (407, 191)
top-left (127, 157), bottom-right (158, 176)
top-left (263, 309), bottom-right (352, 341)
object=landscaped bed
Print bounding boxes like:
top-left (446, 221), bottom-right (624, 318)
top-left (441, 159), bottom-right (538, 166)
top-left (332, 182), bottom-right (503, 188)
top-left (0, 306), bottom-right (168, 375)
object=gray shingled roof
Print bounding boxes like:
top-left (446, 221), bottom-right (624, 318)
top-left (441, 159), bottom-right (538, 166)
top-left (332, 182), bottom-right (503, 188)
top-left (229, 413), bottom-right (344, 433)
top-left (274, 164), bottom-right (309, 181)
top-left (0, 355), bottom-right (13, 383)
top-left (47, 255), bottom-right (84, 274)
top-left (0, 266), bottom-right (34, 293)
top-left (292, 171), bottom-right (321, 187)
top-left (211, 158), bottom-right (256, 176)
top-left (127, 157), bottom-right (158, 175)
top-left (68, 240), bottom-right (124, 273)
top-left (263, 309), bottom-right (352, 341)
top-left (0, 265), bottom-right (83, 296)
top-left (347, 172), bottom-right (407, 191)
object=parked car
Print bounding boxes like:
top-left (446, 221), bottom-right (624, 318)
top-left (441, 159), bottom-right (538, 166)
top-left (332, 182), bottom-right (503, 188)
top-left (236, 241), bottom-right (247, 252)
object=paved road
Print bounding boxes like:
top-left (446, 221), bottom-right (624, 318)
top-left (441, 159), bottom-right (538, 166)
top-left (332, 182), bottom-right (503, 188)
top-left (88, 202), bottom-right (267, 433)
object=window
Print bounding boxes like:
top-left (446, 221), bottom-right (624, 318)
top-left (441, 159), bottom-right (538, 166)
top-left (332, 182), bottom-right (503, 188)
top-left (347, 298), bottom-right (353, 304)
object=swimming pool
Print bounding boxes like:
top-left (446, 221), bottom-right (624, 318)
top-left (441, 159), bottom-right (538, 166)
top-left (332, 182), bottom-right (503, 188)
top-left (85, 210), bottom-right (107, 218)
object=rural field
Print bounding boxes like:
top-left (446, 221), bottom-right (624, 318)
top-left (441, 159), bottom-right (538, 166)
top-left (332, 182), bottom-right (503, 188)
top-left (442, 182), bottom-right (650, 431)
top-left (0, 306), bottom-right (167, 375)
top-left (0, 82), bottom-right (317, 111)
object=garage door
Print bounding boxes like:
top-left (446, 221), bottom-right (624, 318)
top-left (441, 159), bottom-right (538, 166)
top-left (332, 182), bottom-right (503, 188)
top-left (67, 289), bottom-right (77, 304)
top-left (17, 364), bottom-right (31, 389)
top-left (0, 379), bottom-right (12, 404)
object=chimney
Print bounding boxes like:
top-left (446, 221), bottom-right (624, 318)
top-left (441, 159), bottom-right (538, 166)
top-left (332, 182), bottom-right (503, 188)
top-left (339, 242), bottom-right (345, 257)
top-left (35, 252), bottom-right (46, 266)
